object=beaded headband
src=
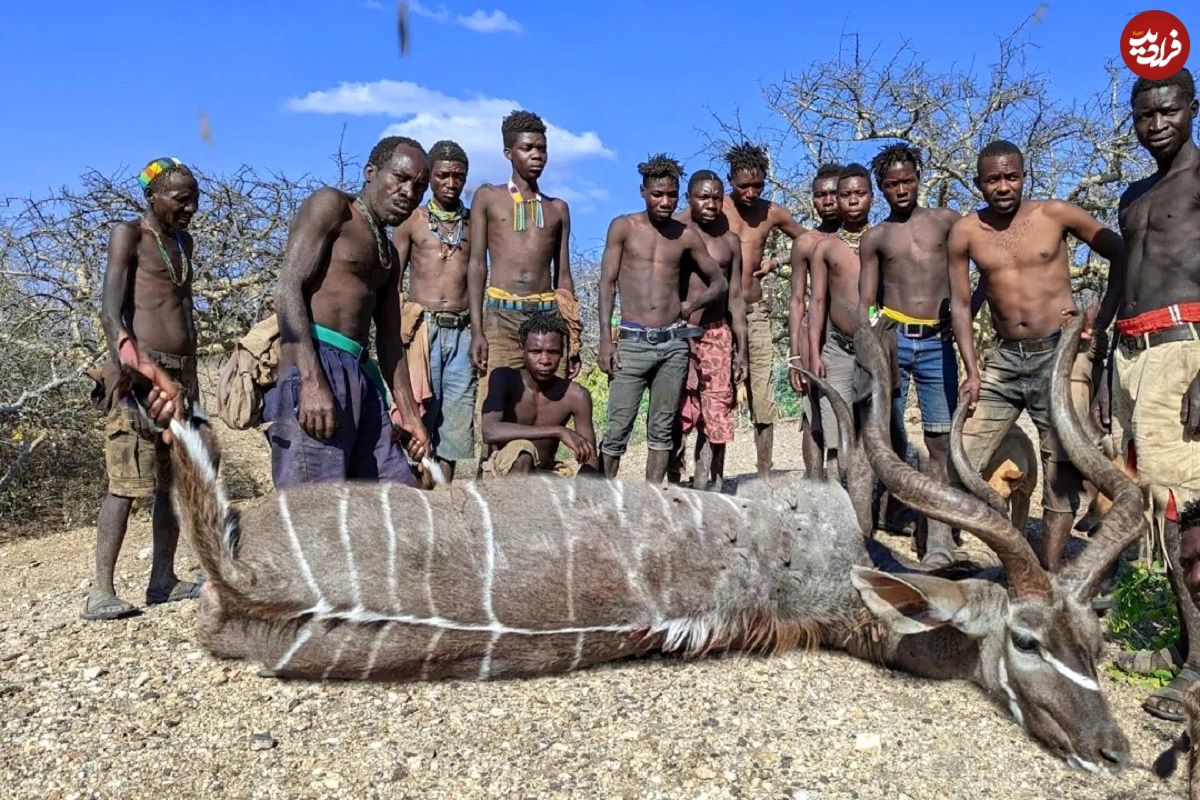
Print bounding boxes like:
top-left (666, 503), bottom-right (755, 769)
top-left (138, 157), bottom-right (184, 190)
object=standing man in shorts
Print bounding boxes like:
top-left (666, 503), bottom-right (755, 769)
top-left (598, 155), bottom-right (727, 483)
top-left (267, 136), bottom-right (431, 489)
top-left (949, 140), bottom-right (1124, 572)
top-left (1114, 69), bottom-right (1200, 722)
top-left (86, 157), bottom-right (205, 620)
top-left (857, 144), bottom-right (961, 563)
top-left (393, 139), bottom-right (474, 484)
top-left (808, 164), bottom-right (874, 477)
top-left (674, 169), bottom-right (748, 491)
top-left (722, 142), bottom-right (806, 478)
top-left (789, 163), bottom-right (843, 477)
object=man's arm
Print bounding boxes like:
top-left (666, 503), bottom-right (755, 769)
top-left (756, 204), bottom-right (806, 277)
top-left (787, 236), bottom-right (812, 392)
top-left (101, 222), bottom-right (138, 366)
top-left (597, 218), bottom-right (625, 375)
top-left (681, 228), bottom-right (728, 316)
top-left (807, 242), bottom-right (830, 377)
top-left (947, 220), bottom-right (980, 407)
top-left (481, 370), bottom-right (572, 445)
top-left (467, 188), bottom-right (491, 370)
top-left (275, 187), bottom-right (346, 440)
top-left (553, 201), bottom-right (575, 295)
top-left (855, 228), bottom-right (883, 332)
top-left (375, 259), bottom-right (430, 460)
top-left (567, 384), bottom-right (600, 471)
top-left (728, 245), bottom-right (749, 385)
top-left (391, 215), bottom-right (416, 297)
top-left (1047, 200), bottom-right (1127, 333)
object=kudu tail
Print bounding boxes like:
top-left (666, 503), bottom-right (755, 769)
top-left (167, 418), bottom-right (240, 592)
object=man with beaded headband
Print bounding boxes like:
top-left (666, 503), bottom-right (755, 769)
top-left (84, 157), bottom-right (204, 620)
top-left (392, 139), bottom-right (475, 484)
top-left (468, 110), bottom-right (582, 422)
top-left (265, 136), bottom-right (431, 489)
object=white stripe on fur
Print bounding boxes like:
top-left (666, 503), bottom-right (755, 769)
top-left (338, 487), bottom-right (363, 611)
top-left (278, 492), bottom-right (330, 614)
top-left (169, 419), bottom-right (234, 554)
top-left (997, 659), bottom-right (1025, 729)
top-left (465, 483), bottom-right (500, 625)
top-left (380, 486), bottom-right (400, 614)
top-left (1043, 652), bottom-right (1101, 692)
top-left (362, 621), bottom-right (393, 680)
top-left (417, 489), bottom-right (439, 616)
top-left (480, 631), bottom-right (500, 680)
top-left (570, 632), bottom-right (585, 671)
top-left (274, 622), bottom-right (315, 672)
top-left (420, 628), bottom-right (443, 681)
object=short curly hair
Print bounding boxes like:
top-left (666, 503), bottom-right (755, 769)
top-left (502, 110), bottom-right (547, 149)
top-left (428, 139), bottom-right (468, 168)
top-left (518, 312), bottom-right (570, 349)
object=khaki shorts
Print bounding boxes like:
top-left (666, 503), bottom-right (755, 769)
top-left (1112, 338), bottom-right (1200, 516)
top-left (104, 358), bottom-right (199, 498)
top-left (481, 439), bottom-right (573, 478)
top-left (745, 304), bottom-right (777, 424)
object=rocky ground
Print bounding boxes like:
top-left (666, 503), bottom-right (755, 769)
top-left (0, 417), bottom-right (1190, 799)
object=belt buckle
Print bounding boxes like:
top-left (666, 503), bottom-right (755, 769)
top-left (902, 323), bottom-right (921, 338)
top-left (645, 328), bottom-right (669, 345)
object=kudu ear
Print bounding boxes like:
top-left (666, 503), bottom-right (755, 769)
top-left (850, 567), bottom-right (989, 637)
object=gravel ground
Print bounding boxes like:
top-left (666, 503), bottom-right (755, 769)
top-left (0, 418), bottom-right (1189, 800)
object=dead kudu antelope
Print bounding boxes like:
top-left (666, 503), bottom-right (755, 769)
top-left (163, 314), bottom-right (1140, 771)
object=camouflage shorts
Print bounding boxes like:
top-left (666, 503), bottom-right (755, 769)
top-left (104, 357), bottom-right (199, 498)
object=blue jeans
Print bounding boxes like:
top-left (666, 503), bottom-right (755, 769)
top-left (892, 332), bottom-right (958, 453)
top-left (424, 322), bottom-right (477, 461)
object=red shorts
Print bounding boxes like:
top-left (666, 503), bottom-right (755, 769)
top-left (679, 321), bottom-right (734, 444)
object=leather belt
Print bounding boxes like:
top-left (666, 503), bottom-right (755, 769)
top-left (897, 321), bottom-right (949, 340)
top-left (1119, 321), bottom-right (1200, 355)
top-left (618, 324), bottom-right (703, 344)
top-left (425, 309), bottom-right (471, 329)
top-left (996, 333), bottom-right (1060, 354)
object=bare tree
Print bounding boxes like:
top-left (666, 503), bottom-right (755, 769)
top-left (705, 20), bottom-right (1150, 351)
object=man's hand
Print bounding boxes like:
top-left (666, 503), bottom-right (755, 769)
top-left (568, 354), bottom-right (582, 379)
top-left (470, 334), bottom-right (489, 373)
top-left (787, 357), bottom-right (807, 394)
top-left (1091, 376), bottom-right (1111, 432)
top-left (298, 375), bottom-right (338, 440)
top-left (390, 407), bottom-right (432, 461)
top-left (753, 256), bottom-right (776, 279)
top-left (810, 353), bottom-right (827, 380)
top-left (599, 341), bottom-right (621, 376)
top-left (679, 301), bottom-right (694, 320)
top-left (959, 373), bottom-right (981, 411)
top-left (559, 428), bottom-right (595, 464)
top-left (733, 353), bottom-right (749, 386)
top-left (1062, 304), bottom-right (1099, 340)
top-left (1183, 372), bottom-right (1200, 438)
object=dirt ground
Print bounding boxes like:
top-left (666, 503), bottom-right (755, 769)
top-left (0, 415), bottom-right (1189, 800)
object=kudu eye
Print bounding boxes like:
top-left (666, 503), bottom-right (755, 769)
top-left (1010, 633), bottom-right (1038, 654)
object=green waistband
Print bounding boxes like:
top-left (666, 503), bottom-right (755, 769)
top-left (312, 324), bottom-right (364, 358)
top-left (311, 324), bottom-right (391, 406)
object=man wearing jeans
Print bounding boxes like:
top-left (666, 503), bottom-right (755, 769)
top-left (597, 155), bottom-right (727, 483)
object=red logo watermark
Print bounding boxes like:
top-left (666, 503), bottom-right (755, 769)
top-left (1122, 10), bottom-right (1190, 80)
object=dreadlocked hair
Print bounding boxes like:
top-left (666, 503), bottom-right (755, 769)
top-left (724, 141), bottom-right (770, 178)
top-left (687, 169), bottom-right (722, 193)
top-left (369, 136), bottom-right (426, 167)
top-left (637, 153), bottom-right (684, 186)
top-left (1132, 67), bottom-right (1195, 104)
top-left (1180, 495), bottom-right (1200, 533)
top-left (518, 312), bottom-right (570, 347)
top-left (429, 139), bottom-right (468, 168)
top-left (870, 143), bottom-right (922, 187)
top-left (502, 110), bottom-right (547, 148)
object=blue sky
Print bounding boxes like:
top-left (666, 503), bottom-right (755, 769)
top-left (0, 1), bottom-right (1194, 254)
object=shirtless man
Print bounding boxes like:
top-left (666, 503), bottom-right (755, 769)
top-left (857, 144), bottom-right (961, 564)
top-left (673, 170), bottom-right (748, 491)
top-left (598, 154), bottom-right (727, 484)
top-left (469, 110), bottom-right (581, 420)
top-left (1113, 69), bottom-right (1200, 722)
top-left (788, 163), bottom-right (842, 478)
top-left (393, 140), bottom-right (473, 483)
top-left (481, 313), bottom-right (599, 476)
top-left (85, 157), bottom-right (206, 620)
top-left (722, 142), bottom-right (806, 478)
top-left (808, 164), bottom-right (873, 477)
top-left (266, 136), bottom-right (431, 489)
top-left (949, 140), bottom-right (1124, 574)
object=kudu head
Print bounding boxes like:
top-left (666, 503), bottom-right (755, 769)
top-left (848, 315), bottom-right (1144, 771)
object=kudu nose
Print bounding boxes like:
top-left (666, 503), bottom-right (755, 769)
top-left (1095, 729), bottom-right (1130, 770)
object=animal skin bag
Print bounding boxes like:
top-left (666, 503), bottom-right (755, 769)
top-left (215, 314), bottom-right (280, 430)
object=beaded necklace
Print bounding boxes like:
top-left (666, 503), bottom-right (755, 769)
top-left (426, 198), bottom-right (468, 260)
top-left (837, 224), bottom-right (870, 255)
top-left (147, 226), bottom-right (190, 286)
top-left (508, 180), bottom-right (544, 232)
top-left (355, 196), bottom-right (391, 271)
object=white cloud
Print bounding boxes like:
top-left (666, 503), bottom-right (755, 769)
top-left (288, 80), bottom-right (613, 203)
top-left (456, 9), bottom-right (523, 33)
top-left (363, 0), bottom-right (387, 10)
top-left (408, 1), bottom-right (450, 23)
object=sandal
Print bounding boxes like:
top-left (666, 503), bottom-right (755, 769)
top-left (1142, 666), bottom-right (1200, 723)
top-left (145, 580), bottom-right (203, 606)
top-left (81, 595), bottom-right (137, 621)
